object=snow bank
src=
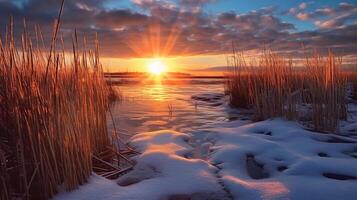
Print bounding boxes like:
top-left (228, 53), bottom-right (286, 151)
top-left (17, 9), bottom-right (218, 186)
top-left (210, 119), bottom-right (357, 200)
top-left (55, 130), bottom-right (228, 200)
top-left (117, 130), bottom-right (228, 200)
top-left (56, 120), bottom-right (357, 200)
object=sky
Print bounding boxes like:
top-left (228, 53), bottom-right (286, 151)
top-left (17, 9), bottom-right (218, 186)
top-left (0, 0), bottom-right (357, 73)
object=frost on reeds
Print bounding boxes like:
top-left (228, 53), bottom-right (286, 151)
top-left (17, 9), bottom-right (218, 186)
top-left (226, 50), bottom-right (347, 133)
top-left (0, 18), bottom-right (122, 199)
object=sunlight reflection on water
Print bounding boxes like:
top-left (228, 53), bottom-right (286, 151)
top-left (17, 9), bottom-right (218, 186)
top-left (145, 84), bottom-right (167, 101)
top-left (108, 79), bottom-right (236, 139)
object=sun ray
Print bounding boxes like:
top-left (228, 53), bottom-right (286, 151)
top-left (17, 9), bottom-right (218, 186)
top-left (148, 59), bottom-right (166, 75)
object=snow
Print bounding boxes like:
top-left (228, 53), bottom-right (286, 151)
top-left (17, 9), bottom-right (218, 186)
top-left (55, 130), bottom-right (228, 200)
top-left (117, 130), bottom-right (228, 200)
top-left (55, 118), bottom-right (357, 200)
top-left (56, 100), bottom-right (357, 200)
top-left (209, 119), bottom-right (357, 200)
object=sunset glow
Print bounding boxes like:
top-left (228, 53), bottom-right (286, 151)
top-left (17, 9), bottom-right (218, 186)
top-left (2, 0), bottom-right (357, 199)
top-left (148, 59), bottom-right (166, 75)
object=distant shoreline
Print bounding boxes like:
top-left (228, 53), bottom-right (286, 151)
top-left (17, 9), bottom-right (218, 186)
top-left (104, 72), bottom-right (225, 79)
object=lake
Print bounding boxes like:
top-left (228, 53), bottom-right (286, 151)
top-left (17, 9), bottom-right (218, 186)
top-left (108, 78), bottom-right (245, 140)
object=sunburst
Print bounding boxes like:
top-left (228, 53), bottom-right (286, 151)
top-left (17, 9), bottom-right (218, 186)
top-left (148, 59), bottom-right (166, 75)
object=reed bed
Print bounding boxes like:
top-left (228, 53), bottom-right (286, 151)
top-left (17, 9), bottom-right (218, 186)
top-left (346, 66), bottom-right (357, 100)
top-left (226, 50), bottom-right (347, 133)
top-left (0, 18), bottom-right (122, 199)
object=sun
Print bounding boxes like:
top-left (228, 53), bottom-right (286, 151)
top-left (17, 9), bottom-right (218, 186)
top-left (148, 59), bottom-right (166, 75)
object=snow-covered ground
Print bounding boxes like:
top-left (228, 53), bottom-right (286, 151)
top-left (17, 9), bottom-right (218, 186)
top-left (55, 89), bottom-right (357, 200)
top-left (55, 119), bottom-right (357, 200)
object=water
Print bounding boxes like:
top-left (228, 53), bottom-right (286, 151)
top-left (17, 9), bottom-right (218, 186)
top-left (108, 78), bottom-right (241, 139)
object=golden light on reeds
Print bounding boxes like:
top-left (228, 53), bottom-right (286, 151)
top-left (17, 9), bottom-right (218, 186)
top-left (225, 49), bottom-right (347, 133)
top-left (0, 2), bottom-right (127, 198)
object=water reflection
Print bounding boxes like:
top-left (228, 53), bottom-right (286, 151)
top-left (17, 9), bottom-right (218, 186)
top-left (108, 80), bottom-right (237, 140)
top-left (146, 84), bottom-right (167, 101)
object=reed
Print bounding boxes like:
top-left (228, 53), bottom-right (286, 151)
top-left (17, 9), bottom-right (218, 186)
top-left (304, 52), bottom-right (347, 133)
top-left (226, 50), bottom-right (298, 120)
top-left (0, 18), bottom-right (117, 200)
top-left (226, 49), bottom-right (347, 133)
top-left (225, 51), bottom-right (252, 109)
top-left (347, 65), bottom-right (357, 100)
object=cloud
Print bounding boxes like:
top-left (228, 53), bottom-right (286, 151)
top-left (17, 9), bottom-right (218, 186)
top-left (290, 2), bottom-right (357, 29)
top-left (296, 12), bottom-right (310, 20)
top-left (299, 2), bottom-right (307, 9)
top-left (95, 10), bottom-right (148, 28)
top-left (314, 19), bottom-right (342, 29)
top-left (288, 2), bottom-right (312, 15)
top-left (0, 0), bottom-right (356, 60)
top-left (339, 2), bottom-right (356, 11)
top-left (178, 0), bottom-right (215, 6)
top-left (132, 0), bottom-right (176, 10)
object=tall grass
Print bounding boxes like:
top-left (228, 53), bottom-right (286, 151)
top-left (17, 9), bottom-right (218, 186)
top-left (0, 18), bottom-right (118, 200)
top-left (304, 52), bottom-right (347, 132)
top-left (347, 65), bottom-right (357, 100)
top-left (226, 50), bottom-right (347, 133)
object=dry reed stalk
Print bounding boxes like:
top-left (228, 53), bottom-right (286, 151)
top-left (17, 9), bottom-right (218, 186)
top-left (225, 51), bottom-right (252, 109)
top-left (250, 51), bottom-right (297, 120)
top-left (226, 50), bottom-right (298, 120)
top-left (0, 147), bottom-right (9, 200)
top-left (226, 49), bottom-right (347, 133)
top-left (304, 51), bottom-right (347, 133)
top-left (0, 8), bottom-right (123, 200)
top-left (346, 66), bottom-right (357, 100)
